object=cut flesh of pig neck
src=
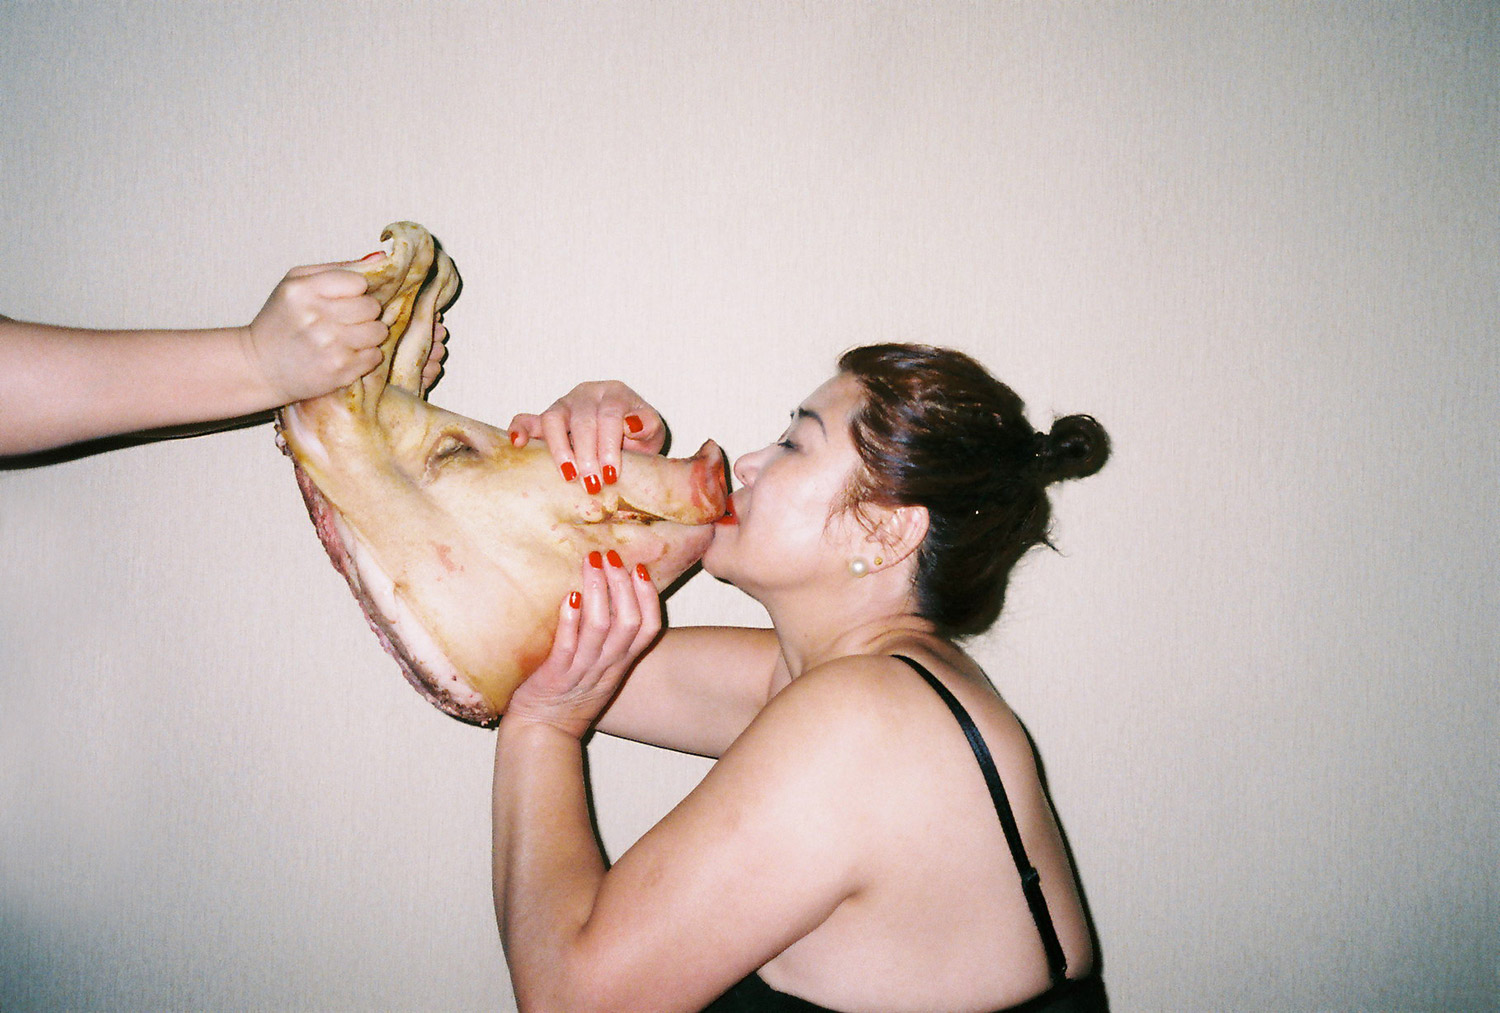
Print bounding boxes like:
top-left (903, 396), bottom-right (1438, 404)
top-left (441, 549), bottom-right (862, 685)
top-left (277, 222), bottom-right (727, 726)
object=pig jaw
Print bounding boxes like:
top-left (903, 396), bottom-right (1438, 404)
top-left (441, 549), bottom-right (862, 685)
top-left (290, 463), bottom-right (496, 725)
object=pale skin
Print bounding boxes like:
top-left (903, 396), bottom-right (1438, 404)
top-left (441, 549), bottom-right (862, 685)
top-left (498, 376), bottom-right (1095, 1012)
top-left (0, 258), bottom-right (446, 457)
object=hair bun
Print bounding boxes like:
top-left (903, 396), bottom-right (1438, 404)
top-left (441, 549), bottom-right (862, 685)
top-left (1036, 414), bottom-right (1110, 484)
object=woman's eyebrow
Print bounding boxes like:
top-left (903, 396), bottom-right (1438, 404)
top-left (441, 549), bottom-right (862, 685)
top-left (793, 407), bottom-right (827, 434)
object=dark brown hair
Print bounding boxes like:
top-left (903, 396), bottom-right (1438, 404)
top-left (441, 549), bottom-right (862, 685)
top-left (838, 343), bottom-right (1109, 636)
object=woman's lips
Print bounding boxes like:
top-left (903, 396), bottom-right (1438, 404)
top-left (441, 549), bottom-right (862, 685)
top-left (715, 494), bottom-right (739, 525)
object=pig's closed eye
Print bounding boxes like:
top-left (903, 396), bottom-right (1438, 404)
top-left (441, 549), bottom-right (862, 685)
top-left (429, 433), bottom-right (480, 468)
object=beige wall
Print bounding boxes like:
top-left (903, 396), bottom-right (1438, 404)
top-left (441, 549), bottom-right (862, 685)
top-left (2, 3), bottom-right (1495, 1010)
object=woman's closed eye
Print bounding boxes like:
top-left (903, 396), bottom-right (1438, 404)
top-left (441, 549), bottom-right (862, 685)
top-left (776, 408), bottom-right (820, 452)
top-left (774, 417), bottom-right (800, 452)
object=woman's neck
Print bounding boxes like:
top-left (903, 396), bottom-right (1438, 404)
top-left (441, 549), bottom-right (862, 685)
top-left (766, 593), bottom-right (939, 679)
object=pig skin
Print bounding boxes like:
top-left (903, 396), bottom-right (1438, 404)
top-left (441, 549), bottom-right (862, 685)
top-left (277, 223), bottom-right (727, 726)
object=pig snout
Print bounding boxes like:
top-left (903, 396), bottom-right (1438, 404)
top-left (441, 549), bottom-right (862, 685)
top-left (690, 440), bottom-right (730, 521)
top-left (608, 440), bottom-right (728, 526)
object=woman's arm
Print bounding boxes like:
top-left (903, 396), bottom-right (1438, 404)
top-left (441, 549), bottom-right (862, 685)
top-left (493, 572), bottom-right (870, 1011)
top-left (0, 259), bottom-right (444, 456)
top-left (494, 717), bottom-right (861, 1012)
top-left (592, 625), bottom-right (782, 756)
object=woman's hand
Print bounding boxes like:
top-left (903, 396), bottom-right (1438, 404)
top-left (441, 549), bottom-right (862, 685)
top-left (505, 552), bottom-right (662, 739)
top-left (241, 260), bottom-right (390, 405)
top-left (506, 380), bottom-right (667, 494)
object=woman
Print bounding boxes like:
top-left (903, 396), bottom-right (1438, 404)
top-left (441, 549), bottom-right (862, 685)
top-left (497, 344), bottom-right (1109, 1012)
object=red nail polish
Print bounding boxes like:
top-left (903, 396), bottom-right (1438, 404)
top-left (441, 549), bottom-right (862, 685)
top-left (568, 591), bottom-right (582, 609)
top-left (602, 464), bottom-right (618, 485)
top-left (561, 462), bottom-right (578, 482)
top-left (606, 550), bottom-right (623, 568)
top-left (584, 474), bottom-right (602, 495)
top-left (624, 415), bottom-right (644, 434)
top-left (588, 551), bottom-right (604, 569)
top-left (360, 250), bottom-right (384, 261)
top-left (509, 430), bottom-right (522, 446)
top-left (635, 563), bottom-right (651, 581)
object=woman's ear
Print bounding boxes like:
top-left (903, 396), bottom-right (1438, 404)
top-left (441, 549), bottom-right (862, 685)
top-left (869, 504), bottom-right (928, 570)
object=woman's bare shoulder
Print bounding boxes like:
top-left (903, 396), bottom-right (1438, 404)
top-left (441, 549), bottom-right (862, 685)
top-left (745, 653), bottom-right (950, 759)
top-left (759, 645), bottom-right (1034, 773)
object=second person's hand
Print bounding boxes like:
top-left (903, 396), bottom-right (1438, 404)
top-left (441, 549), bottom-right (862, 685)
top-left (240, 259), bottom-right (389, 406)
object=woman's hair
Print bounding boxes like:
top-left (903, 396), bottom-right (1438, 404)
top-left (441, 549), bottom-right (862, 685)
top-left (837, 343), bottom-right (1109, 636)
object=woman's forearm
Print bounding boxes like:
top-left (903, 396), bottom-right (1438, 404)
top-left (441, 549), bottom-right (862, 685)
top-left (492, 719), bottom-right (608, 1010)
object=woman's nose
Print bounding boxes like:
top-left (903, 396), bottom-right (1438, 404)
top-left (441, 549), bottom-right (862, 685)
top-left (733, 447), bottom-right (767, 487)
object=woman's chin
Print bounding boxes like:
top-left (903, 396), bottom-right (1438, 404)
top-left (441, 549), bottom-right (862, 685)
top-left (701, 530), bottom-right (742, 582)
top-left (701, 540), bottom-right (728, 579)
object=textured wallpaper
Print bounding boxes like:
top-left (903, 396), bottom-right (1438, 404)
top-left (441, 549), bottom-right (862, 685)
top-left (2, 3), bottom-right (1495, 1010)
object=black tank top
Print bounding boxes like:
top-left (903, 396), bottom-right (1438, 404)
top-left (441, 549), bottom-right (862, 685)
top-left (701, 656), bottom-right (1107, 1013)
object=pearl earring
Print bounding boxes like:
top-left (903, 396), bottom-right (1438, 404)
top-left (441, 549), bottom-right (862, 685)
top-left (848, 557), bottom-right (870, 578)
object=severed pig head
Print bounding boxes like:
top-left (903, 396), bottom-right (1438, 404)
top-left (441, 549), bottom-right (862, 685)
top-left (277, 222), bottom-right (727, 726)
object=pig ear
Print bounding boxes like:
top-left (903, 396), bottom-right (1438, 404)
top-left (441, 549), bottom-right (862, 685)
top-left (360, 222), bottom-right (429, 305)
top-left (349, 223), bottom-right (437, 413)
top-left (389, 247), bottom-right (459, 396)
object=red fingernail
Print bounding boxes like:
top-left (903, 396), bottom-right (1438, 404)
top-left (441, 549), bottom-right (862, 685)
top-left (568, 591), bottom-right (582, 609)
top-left (635, 563), bottom-right (651, 581)
top-left (509, 430), bottom-right (522, 446)
top-left (360, 251), bottom-right (384, 261)
top-left (606, 550), bottom-right (623, 568)
top-left (588, 551), bottom-right (604, 569)
top-left (602, 464), bottom-right (618, 485)
top-left (625, 415), bottom-right (644, 434)
top-left (584, 474), bottom-right (602, 495)
top-left (561, 462), bottom-right (578, 482)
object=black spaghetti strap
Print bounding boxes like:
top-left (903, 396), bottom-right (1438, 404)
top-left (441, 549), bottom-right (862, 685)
top-left (892, 655), bottom-right (1069, 987)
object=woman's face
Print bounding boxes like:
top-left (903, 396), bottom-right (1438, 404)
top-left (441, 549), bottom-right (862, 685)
top-left (703, 372), bottom-right (869, 592)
